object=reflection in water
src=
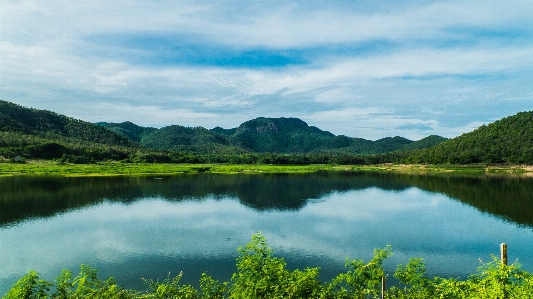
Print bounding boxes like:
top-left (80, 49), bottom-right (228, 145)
top-left (0, 172), bottom-right (409, 226)
top-left (0, 172), bottom-right (532, 293)
top-left (1, 172), bottom-right (532, 227)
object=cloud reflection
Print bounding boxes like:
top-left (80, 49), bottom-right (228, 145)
top-left (1, 185), bottom-right (532, 292)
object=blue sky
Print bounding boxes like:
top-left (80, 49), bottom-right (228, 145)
top-left (1, 1), bottom-right (532, 140)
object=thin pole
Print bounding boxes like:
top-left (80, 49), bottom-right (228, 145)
top-left (500, 243), bottom-right (508, 265)
top-left (381, 276), bottom-right (386, 299)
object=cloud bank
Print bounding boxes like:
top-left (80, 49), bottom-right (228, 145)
top-left (1, 0), bottom-right (532, 140)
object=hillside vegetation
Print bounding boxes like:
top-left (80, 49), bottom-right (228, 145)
top-left (2, 100), bottom-right (532, 165)
top-left (101, 116), bottom-right (446, 155)
top-left (404, 111), bottom-right (533, 164)
top-left (0, 101), bottom-right (147, 162)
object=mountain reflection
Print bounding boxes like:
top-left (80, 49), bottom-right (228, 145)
top-left (1, 172), bottom-right (532, 228)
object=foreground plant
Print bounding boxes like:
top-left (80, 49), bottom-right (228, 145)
top-left (4, 234), bottom-right (532, 299)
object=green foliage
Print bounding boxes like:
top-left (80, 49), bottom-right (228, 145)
top-left (394, 258), bottom-right (428, 288)
top-left (199, 274), bottom-right (228, 299)
top-left (0, 101), bottom-right (137, 148)
top-left (392, 258), bottom-right (434, 297)
top-left (405, 111), bottom-right (533, 165)
top-left (328, 245), bottom-right (392, 298)
top-left (1, 100), bottom-right (450, 164)
top-left (3, 100), bottom-right (532, 165)
top-left (98, 121), bottom-right (157, 143)
top-left (4, 270), bottom-right (52, 299)
top-left (4, 265), bottom-right (132, 299)
top-left (229, 234), bottom-right (322, 299)
top-left (388, 255), bottom-right (533, 299)
top-left (141, 272), bottom-right (198, 299)
top-left (0, 101), bottom-right (143, 162)
top-left (399, 135), bottom-right (448, 152)
top-left (4, 235), bottom-right (533, 299)
top-left (18, 104), bottom-right (443, 157)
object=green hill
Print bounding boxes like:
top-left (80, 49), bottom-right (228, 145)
top-left (404, 111), bottom-right (533, 164)
top-left (336, 136), bottom-right (413, 154)
top-left (231, 117), bottom-right (334, 153)
top-left (97, 116), bottom-right (444, 155)
top-left (0, 101), bottom-right (137, 147)
top-left (141, 125), bottom-right (247, 155)
top-left (0, 100), bottom-right (143, 162)
top-left (230, 118), bottom-right (446, 154)
top-left (1, 100), bottom-right (451, 163)
top-left (5, 98), bottom-right (529, 165)
top-left (97, 121), bottom-right (157, 143)
top-left (400, 135), bottom-right (449, 151)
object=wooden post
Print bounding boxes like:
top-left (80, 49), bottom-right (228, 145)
top-left (500, 243), bottom-right (508, 265)
top-left (381, 276), bottom-right (386, 299)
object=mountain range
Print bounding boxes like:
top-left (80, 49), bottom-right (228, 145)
top-left (97, 117), bottom-right (447, 155)
top-left (1, 100), bottom-right (532, 164)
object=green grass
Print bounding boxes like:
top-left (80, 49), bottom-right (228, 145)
top-left (0, 161), bottom-right (337, 177)
top-left (1, 160), bottom-right (531, 177)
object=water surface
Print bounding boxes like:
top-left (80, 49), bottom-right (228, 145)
top-left (1, 172), bottom-right (532, 293)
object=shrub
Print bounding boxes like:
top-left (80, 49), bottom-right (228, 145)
top-left (4, 235), bottom-right (532, 298)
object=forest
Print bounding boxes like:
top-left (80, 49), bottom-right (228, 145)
top-left (1, 100), bottom-right (532, 165)
top-left (401, 111), bottom-right (533, 165)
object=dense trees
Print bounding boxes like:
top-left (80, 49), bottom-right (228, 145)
top-left (2, 100), bottom-right (532, 165)
top-left (0, 100), bottom-right (444, 163)
top-left (0, 101), bottom-right (136, 147)
top-left (101, 117), bottom-right (446, 155)
top-left (98, 121), bottom-right (157, 142)
top-left (0, 101), bottom-right (141, 162)
top-left (404, 111), bottom-right (533, 165)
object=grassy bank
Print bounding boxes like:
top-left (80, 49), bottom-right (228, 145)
top-left (0, 160), bottom-right (336, 176)
top-left (1, 160), bottom-right (532, 177)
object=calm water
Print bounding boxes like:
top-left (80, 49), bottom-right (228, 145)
top-left (1, 172), bottom-right (533, 293)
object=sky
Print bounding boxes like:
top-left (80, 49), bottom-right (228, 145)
top-left (1, 1), bottom-right (532, 140)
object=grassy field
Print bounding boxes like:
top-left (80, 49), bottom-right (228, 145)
top-left (0, 160), bottom-right (335, 176)
top-left (1, 160), bottom-right (532, 177)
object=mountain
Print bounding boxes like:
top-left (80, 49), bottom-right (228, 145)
top-left (0, 100), bottom-right (143, 162)
top-left (228, 118), bottom-right (447, 154)
top-left (0, 101), bottom-right (137, 147)
top-left (0, 100), bottom-right (449, 163)
top-left (404, 111), bottom-right (533, 164)
top-left (331, 136), bottom-right (413, 155)
top-left (97, 121), bottom-right (157, 143)
top-left (140, 125), bottom-right (247, 154)
top-left (228, 119), bottom-right (446, 154)
top-left (400, 135), bottom-right (449, 151)
top-left (231, 117), bottom-right (335, 153)
top-left (101, 117), bottom-right (445, 155)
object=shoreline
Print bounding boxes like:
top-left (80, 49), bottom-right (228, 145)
top-left (1, 160), bottom-right (532, 177)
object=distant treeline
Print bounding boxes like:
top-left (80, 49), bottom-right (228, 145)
top-left (1, 100), bottom-right (532, 165)
top-left (0, 142), bottom-right (402, 165)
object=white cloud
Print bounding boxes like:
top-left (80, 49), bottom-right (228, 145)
top-left (304, 107), bottom-right (392, 120)
top-left (4, 1), bottom-right (532, 48)
top-left (1, 0), bottom-right (532, 139)
top-left (88, 103), bottom-right (218, 126)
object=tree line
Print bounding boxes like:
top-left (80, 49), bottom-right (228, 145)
top-left (2, 100), bottom-right (532, 165)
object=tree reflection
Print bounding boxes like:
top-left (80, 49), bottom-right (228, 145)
top-left (1, 172), bottom-right (532, 228)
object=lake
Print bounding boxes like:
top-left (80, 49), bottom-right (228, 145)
top-left (1, 171), bottom-right (533, 293)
